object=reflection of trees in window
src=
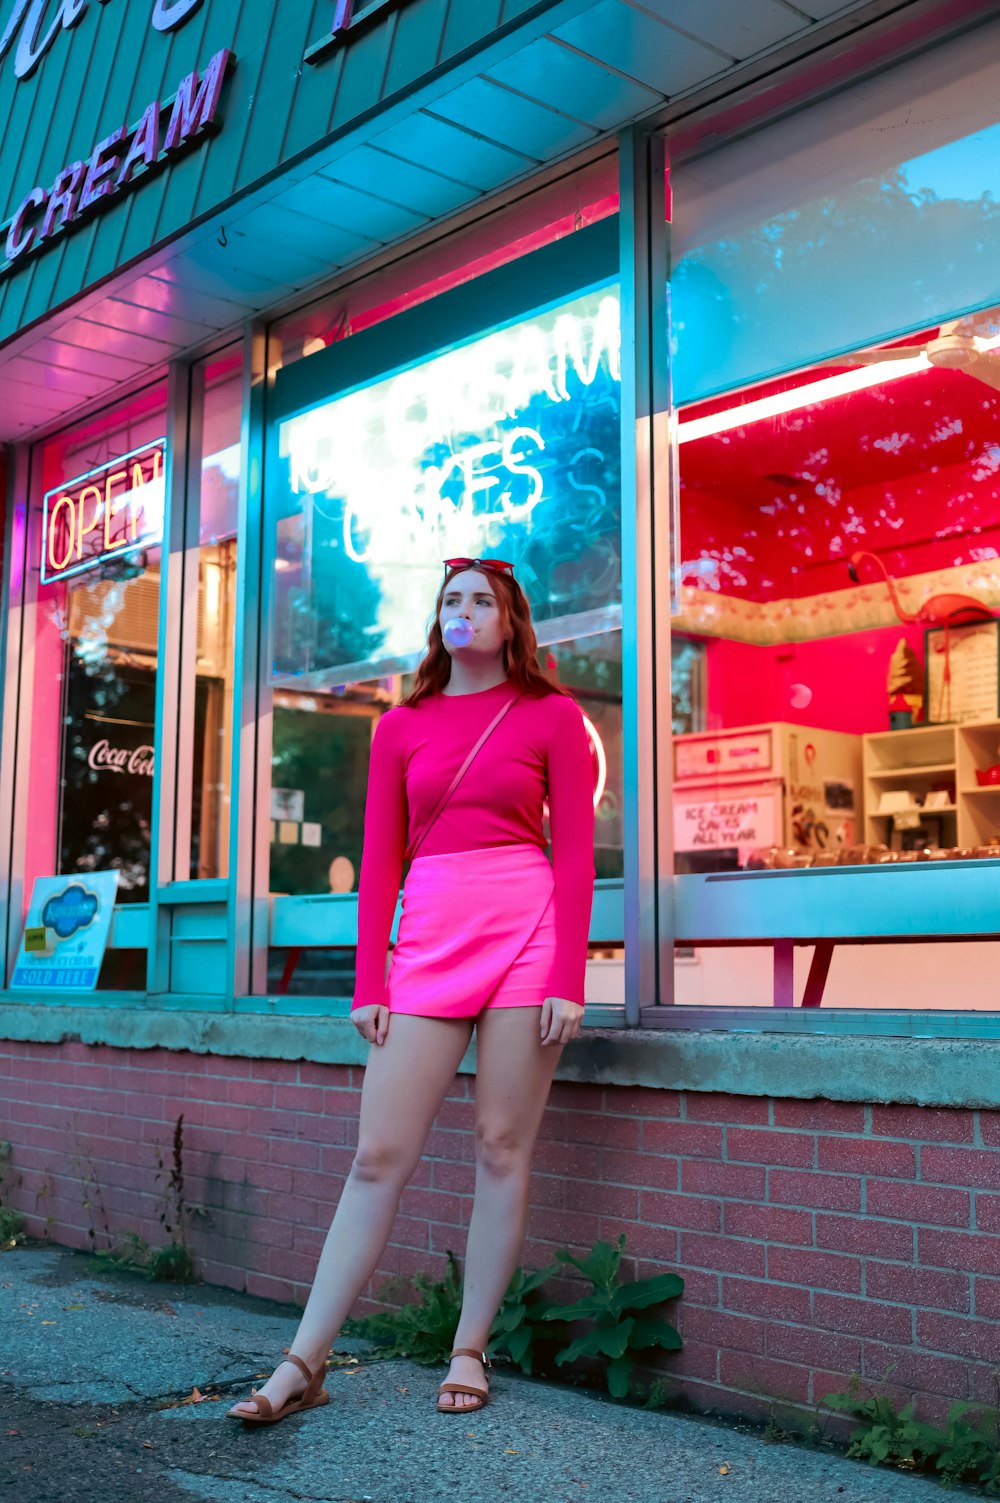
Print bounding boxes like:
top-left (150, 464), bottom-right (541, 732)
top-left (270, 704), bottom-right (373, 896)
top-left (671, 636), bottom-right (705, 736)
top-left (275, 499), bottom-right (388, 677)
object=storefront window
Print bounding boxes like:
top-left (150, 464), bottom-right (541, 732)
top-left (179, 352), bottom-right (241, 881)
top-left (19, 383), bottom-right (167, 984)
top-left (668, 33), bottom-right (1000, 1007)
top-left (267, 274), bottom-right (623, 992)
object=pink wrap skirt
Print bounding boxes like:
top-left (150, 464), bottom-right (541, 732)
top-left (386, 843), bottom-right (556, 1018)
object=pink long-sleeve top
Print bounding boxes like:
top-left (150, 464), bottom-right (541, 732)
top-left (352, 679), bottom-right (596, 1011)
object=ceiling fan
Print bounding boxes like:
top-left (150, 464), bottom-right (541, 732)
top-left (839, 313), bottom-right (1000, 391)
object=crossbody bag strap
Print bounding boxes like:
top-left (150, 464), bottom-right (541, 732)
top-left (404, 693), bottom-right (523, 864)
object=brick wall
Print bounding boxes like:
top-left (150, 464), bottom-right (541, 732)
top-left (1, 1038), bottom-right (997, 1424)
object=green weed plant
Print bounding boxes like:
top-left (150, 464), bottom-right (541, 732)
top-left (823, 1379), bottom-right (1000, 1491)
top-left (542, 1235), bottom-right (684, 1399)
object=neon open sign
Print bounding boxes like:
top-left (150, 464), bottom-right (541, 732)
top-left (41, 438), bottom-right (166, 584)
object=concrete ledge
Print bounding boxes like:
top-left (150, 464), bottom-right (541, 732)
top-left (2, 1001), bottom-right (1000, 1108)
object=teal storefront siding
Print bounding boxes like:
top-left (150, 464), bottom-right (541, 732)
top-left (0, 0), bottom-right (566, 341)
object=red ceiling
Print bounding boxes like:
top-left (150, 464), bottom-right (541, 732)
top-left (679, 333), bottom-right (1000, 602)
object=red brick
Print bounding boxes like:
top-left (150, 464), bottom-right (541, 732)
top-left (768, 1169), bottom-right (860, 1212)
top-left (269, 1138), bottom-right (319, 1171)
top-left (530, 1207), bottom-right (603, 1247)
top-left (674, 1267), bottom-right (719, 1306)
top-left (862, 1340), bottom-right (969, 1398)
top-left (668, 1339), bottom-right (719, 1382)
top-left (606, 1086), bottom-right (681, 1118)
top-left (680, 1161), bottom-right (766, 1200)
top-left (543, 1111), bottom-right (639, 1149)
top-left (974, 1111), bottom-right (1000, 1148)
top-left (685, 1094), bottom-right (770, 1126)
top-left (818, 1137), bottom-right (915, 1178)
top-left (602, 1219), bottom-right (678, 1264)
top-left (866, 1262), bottom-right (970, 1313)
top-left (719, 1350), bottom-right (810, 1404)
top-left (814, 1293), bottom-right (913, 1343)
top-left (919, 1227), bottom-right (1000, 1275)
top-left (766, 1323), bottom-right (860, 1372)
top-left (768, 1246), bottom-right (861, 1294)
top-left (640, 1190), bottom-right (721, 1232)
top-left (547, 1082), bottom-right (607, 1113)
top-left (424, 1128), bottom-right (474, 1162)
top-left (966, 1364), bottom-right (1000, 1405)
top-left (917, 1311), bottom-right (1000, 1364)
top-left (815, 1214), bottom-right (913, 1260)
top-left (974, 1278), bottom-right (1000, 1318)
top-left (531, 1173), bottom-right (565, 1211)
top-left (436, 1098), bottom-right (476, 1131)
top-left (681, 1233), bottom-right (766, 1278)
top-left (600, 1148), bottom-right (678, 1190)
top-left (322, 1088), bottom-right (361, 1117)
top-left (773, 1100), bottom-right (866, 1133)
top-left (922, 1146), bottom-right (1000, 1192)
top-left (723, 1204), bottom-right (812, 1246)
top-left (867, 1179), bottom-right (970, 1228)
top-left (429, 1160), bottom-right (474, 1193)
top-left (681, 1307), bottom-right (766, 1356)
top-left (871, 1106), bottom-right (974, 1143)
top-left (727, 1128), bottom-right (815, 1169)
top-left (272, 1084), bottom-right (326, 1114)
top-left (643, 1121), bottom-right (723, 1158)
top-left (568, 1181), bottom-right (637, 1219)
top-left (531, 1141), bottom-right (600, 1179)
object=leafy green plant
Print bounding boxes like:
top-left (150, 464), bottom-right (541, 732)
top-left (489, 1262), bottom-right (559, 1373)
top-left (542, 1235), bottom-right (684, 1399)
top-left (94, 1231), bottom-right (154, 1273)
top-left (0, 1205), bottom-right (25, 1247)
top-left (342, 1251), bottom-right (463, 1365)
top-left (821, 1381), bottom-right (1000, 1490)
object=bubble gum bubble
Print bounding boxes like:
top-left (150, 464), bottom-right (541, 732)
top-left (443, 618), bottom-right (474, 647)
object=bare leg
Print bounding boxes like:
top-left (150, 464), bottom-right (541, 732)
top-left (439, 1006), bottom-right (562, 1409)
top-left (231, 1013), bottom-right (473, 1415)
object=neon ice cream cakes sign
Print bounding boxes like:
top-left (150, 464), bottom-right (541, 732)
top-left (277, 287), bottom-right (623, 675)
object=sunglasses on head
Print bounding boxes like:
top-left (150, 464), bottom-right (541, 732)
top-left (443, 557), bottom-right (514, 578)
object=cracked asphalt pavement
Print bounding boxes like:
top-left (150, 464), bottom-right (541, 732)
top-left (0, 1243), bottom-right (951, 1503)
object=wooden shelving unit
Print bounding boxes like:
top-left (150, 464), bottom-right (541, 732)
top-left (864, 719), bottom-right (1000, 849)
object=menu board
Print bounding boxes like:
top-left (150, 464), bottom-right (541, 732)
top-left (925, 621), bottom-right (1000, 724)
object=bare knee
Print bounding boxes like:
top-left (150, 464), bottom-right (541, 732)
top-left (475, 1122), bottom-right (532, 1180)
top-left (351, 1137), bottom-right (414, 1187)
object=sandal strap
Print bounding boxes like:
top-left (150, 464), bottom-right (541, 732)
top-left (252, 1392), bottom-right (273, 1418)
top-left (438, 1382), bottom-right (489, 1398)
top-left (450, 1347), bottom-right (489, 1364)
top-left (280, 1350), bottom-right (315, 1386)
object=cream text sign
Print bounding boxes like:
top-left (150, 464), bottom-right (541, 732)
top-left (0, 0), bottom-right (204, 83)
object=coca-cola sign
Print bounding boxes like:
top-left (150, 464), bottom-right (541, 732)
top-left (87, 738), bottom-right (155, 777)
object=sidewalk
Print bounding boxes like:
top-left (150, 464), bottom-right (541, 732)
top-left (0, 1242), bottom-right (948, 1503)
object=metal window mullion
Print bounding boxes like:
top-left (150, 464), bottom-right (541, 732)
top-left (173, 362), bottom-right (205, 881)
top-left (226, 323), bottom-right (270, 999)
top-left (619, 127), bottom-right (672, 1022)
top-left (0, 444), bottom-right (32, 983)
top-left (147, 363), bottom-right (193, 994)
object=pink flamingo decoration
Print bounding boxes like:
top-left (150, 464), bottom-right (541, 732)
top-left (848, 551), bottom-right (997, 721)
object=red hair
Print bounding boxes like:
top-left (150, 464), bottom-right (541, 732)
top-left (400, 566), bottom-right (570, 708)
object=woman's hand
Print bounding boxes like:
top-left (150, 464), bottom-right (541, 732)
top-left (540, 997), bottom-right (584, 1046)
top-left (352, 1003), bottom-right (390, 1046)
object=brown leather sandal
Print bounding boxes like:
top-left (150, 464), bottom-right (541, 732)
top-left (226, 1350), bottom-right (330, 1425)
top-left (437, 1347), bottom-right (491, 1414)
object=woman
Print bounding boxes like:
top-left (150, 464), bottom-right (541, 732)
top-left (229, 557), bottom-right (596, 1424)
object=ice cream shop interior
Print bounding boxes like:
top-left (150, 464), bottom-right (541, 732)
top-left (0, 0), bottom-right (999, 1025)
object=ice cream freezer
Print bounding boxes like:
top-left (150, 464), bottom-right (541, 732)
top-left (672, 722), bottom-right (863, 872)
